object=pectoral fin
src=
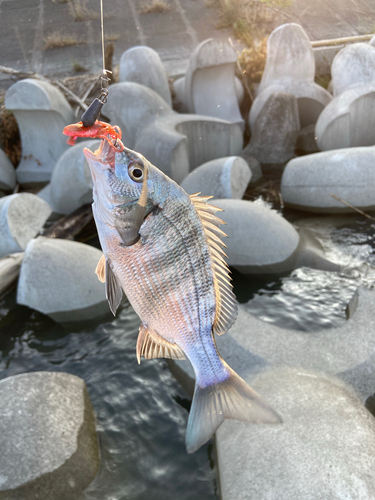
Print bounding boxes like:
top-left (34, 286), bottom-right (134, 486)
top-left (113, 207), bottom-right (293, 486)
top-left (136, 324), bottom-right (185, 364)
top-left (95, 255), bottom-right (123, 315)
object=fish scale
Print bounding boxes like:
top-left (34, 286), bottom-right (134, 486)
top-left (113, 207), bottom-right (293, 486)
top-left (82, 137), bottom-right (282, 454)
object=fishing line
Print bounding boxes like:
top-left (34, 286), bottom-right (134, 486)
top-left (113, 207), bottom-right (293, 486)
top-left (81, 0), bottom-right (112, 127)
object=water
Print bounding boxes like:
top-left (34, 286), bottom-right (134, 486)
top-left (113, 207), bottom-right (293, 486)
top-left (0, 296), bottom-right (219, 500)
top-left (1, 214), bottom-right (375, 498)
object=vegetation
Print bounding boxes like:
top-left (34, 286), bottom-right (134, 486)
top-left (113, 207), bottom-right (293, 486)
top-left (208, 0), bottom-right (292, 46)
top-left (140, 0), bottom-right (172, 14)
top-left (237, 38), bottom-right (268, 85)
top-left (72, 62), bottom-right (88, 73)
top-left (44, 32), bottom-right (87, 49)
top-left (0, 95), bottom-right (21, 168)
top-left (68, 0), bottom-right (98, 21)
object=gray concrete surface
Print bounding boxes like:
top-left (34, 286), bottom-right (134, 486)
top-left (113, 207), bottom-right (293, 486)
top-left (0, 0), bottom-right (374, 89)
top-left (217, 367), bottom-right (375, 500)
top-left (17, 236), bottom-right (110, 322)
top-left (281, 146), bottom-right (375, 213)
top-left (0, 371), bottom-right (99, 500)
top-left (0, 193), bottom-right (52, 258)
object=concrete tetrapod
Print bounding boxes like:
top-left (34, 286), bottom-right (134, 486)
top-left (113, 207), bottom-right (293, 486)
top-left (173, 39), bottom-right (244, 128)
top-left (250, 78), bottom-right (332, 132)
top-left (0, 193), bottom-right (52, 258)
top-left (0, 148), bottom-right (16, 190)
top-left (210, 199), bottom-right (341, 275)
top-left (105, 82), bottom-right (243, 183)
top-left (217, 367), bottom-right (375, 500)
top-left (244, 92), bottom-right (300, 165)
top-left (315, 82), bottom-right (375, 151)
top-left (281, 146), bottom-right (375, 213)
top-left (257, 23), bottom-right (315, 96)
top-left (5, 79), bottom-right (74, 185)
top-left (17, 237), bottom-right (110, 322)
top-left (331, 43), bottom-right (375, 96)
top-left (37, 140), bottom-right (100, 215)
top-left (119, 46), bottom-right (172, 106)
top-left (0, 371), bottom-right (99, 500)
top-left (180, 156), bottom-right (251, 199)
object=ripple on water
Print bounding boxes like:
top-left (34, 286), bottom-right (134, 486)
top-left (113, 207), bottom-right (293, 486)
top-left (0, 296), bottom-right (219, 500)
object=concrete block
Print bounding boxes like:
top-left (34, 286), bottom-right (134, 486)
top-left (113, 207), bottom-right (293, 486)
top-left (180, 156), bottom-right (251, 198)
top-left (119, 46), bottom-right (172, 106)
top-left (105, 82), bottom-right (243, 184)
top-left (316, 83), bottom-right (375, 151)
top-left (17, 237), bottom-right (110, 322)
top-left (257, 23), bottom-right (315, 96)
top-left (250, 78), bottom-right (332, 131)
top-left (331, 43), bottom-right (375, 96)
top-left (296, 124), bottom-right (320, 154)
top-left (5, 79), bottom-right (74, 185)
top-left (239, 153), bottom-right (262, 183)
top-left (218, 367), bottom-right (375, 500)
top-left (210, 199), bottom-right (300, 274)
top-left (245, 92), bottom-right (300, 164)
top-left (0, 193), bottom-right (52, 258)
top-left (38, 140), bottom-right (100, 215)
top-left (0, 371), bottom-right (99, 500)
top-left (177, 39), bottom-right (244, 127)
top-left (0, 148), bottom-right (16, 190)
top-left (281, 146), bottom-right (375, 213)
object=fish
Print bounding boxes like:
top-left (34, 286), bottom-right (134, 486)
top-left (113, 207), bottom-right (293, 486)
top-left (64, 121), bottom-right (282, 453)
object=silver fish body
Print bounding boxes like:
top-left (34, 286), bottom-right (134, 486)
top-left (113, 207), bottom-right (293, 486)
top-left (84, 140), bottom-right (281, 453)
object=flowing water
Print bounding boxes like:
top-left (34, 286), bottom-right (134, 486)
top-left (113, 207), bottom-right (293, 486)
top-left (1, 213), bottom-right (375, 499)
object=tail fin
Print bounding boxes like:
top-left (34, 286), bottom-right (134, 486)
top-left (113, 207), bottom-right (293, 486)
top-left (185, 364), bottom-right (281, 454)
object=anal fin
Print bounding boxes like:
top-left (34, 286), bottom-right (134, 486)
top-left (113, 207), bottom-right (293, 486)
top-left (136, 324), bottom-right (185, 364)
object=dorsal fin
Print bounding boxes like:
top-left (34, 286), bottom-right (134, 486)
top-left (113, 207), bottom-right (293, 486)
top-left (190, 194), bottom-right (238, 335)
top-left (136, 324), bottom-right (186, 364)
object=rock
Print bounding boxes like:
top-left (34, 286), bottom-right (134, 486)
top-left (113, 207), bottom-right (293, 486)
top-left (0, 148), bottom-right (16, 190)
top-left (210, 199), bottom-right (300, 273)
top-left (105, 82), bottom-right (243, 183)
top-left (37, 140), bottom-right (100, 215)
top-left (175, 39), bottom-right (244, 127)
top-left (257, 23), bottom-right (315, 96)
top-left (281, 146), bottom-right (375, 213)
top-left (0, 371), bottom-right (99, 500)
top-left (218, 367), bottom-right (375, 500)
top-left (250, 79), bottom-right (332, 131)
top-left (245, 92), bottom-right (300, 164)
top-left (5, 79), bottom-right (74, 185)
top-left (17, 237), bottom-right (110, 322)
top-left (180, 156), bottom-right (251, 198)
top-left (119, 46), bottom-right (172, 106)
top-left (331, 43), bottom-right (375, 96)
top-left (0, 193), bottom-right (52, 258)
top-left (295, 124), bottom-right (320, 154)
top-left (239, 153), bottom-right (262, 183)
top-left (315, 83), bottom-right (375, 151)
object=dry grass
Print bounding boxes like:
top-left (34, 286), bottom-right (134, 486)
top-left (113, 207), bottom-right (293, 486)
top-left (44, 31), bottom-right (87, 49)
top-left (0, 94), bottom-right (21, 168)
top-left (68, 0), bottom-right (98, 21)
top-left (72, 62), bottom-right (88, 73)
top-left (238, 38), bottom-right (268, 85)
top-left (140, 0), bottom-right (172, 14)
top-left (104, 33), bottom-right (120, 42)
top-left (207, 0), bottom-right (292, 47)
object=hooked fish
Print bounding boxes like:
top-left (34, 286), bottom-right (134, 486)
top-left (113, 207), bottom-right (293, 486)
top-left (64, 121), bottom-right (282, 453)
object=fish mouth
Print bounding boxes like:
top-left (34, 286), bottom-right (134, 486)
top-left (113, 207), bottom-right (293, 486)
top-left (83, 139), bottom-right (116, 169)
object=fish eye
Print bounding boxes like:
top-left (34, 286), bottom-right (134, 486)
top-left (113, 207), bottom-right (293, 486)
top-left (129, 165), bottom-right (144, 182)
